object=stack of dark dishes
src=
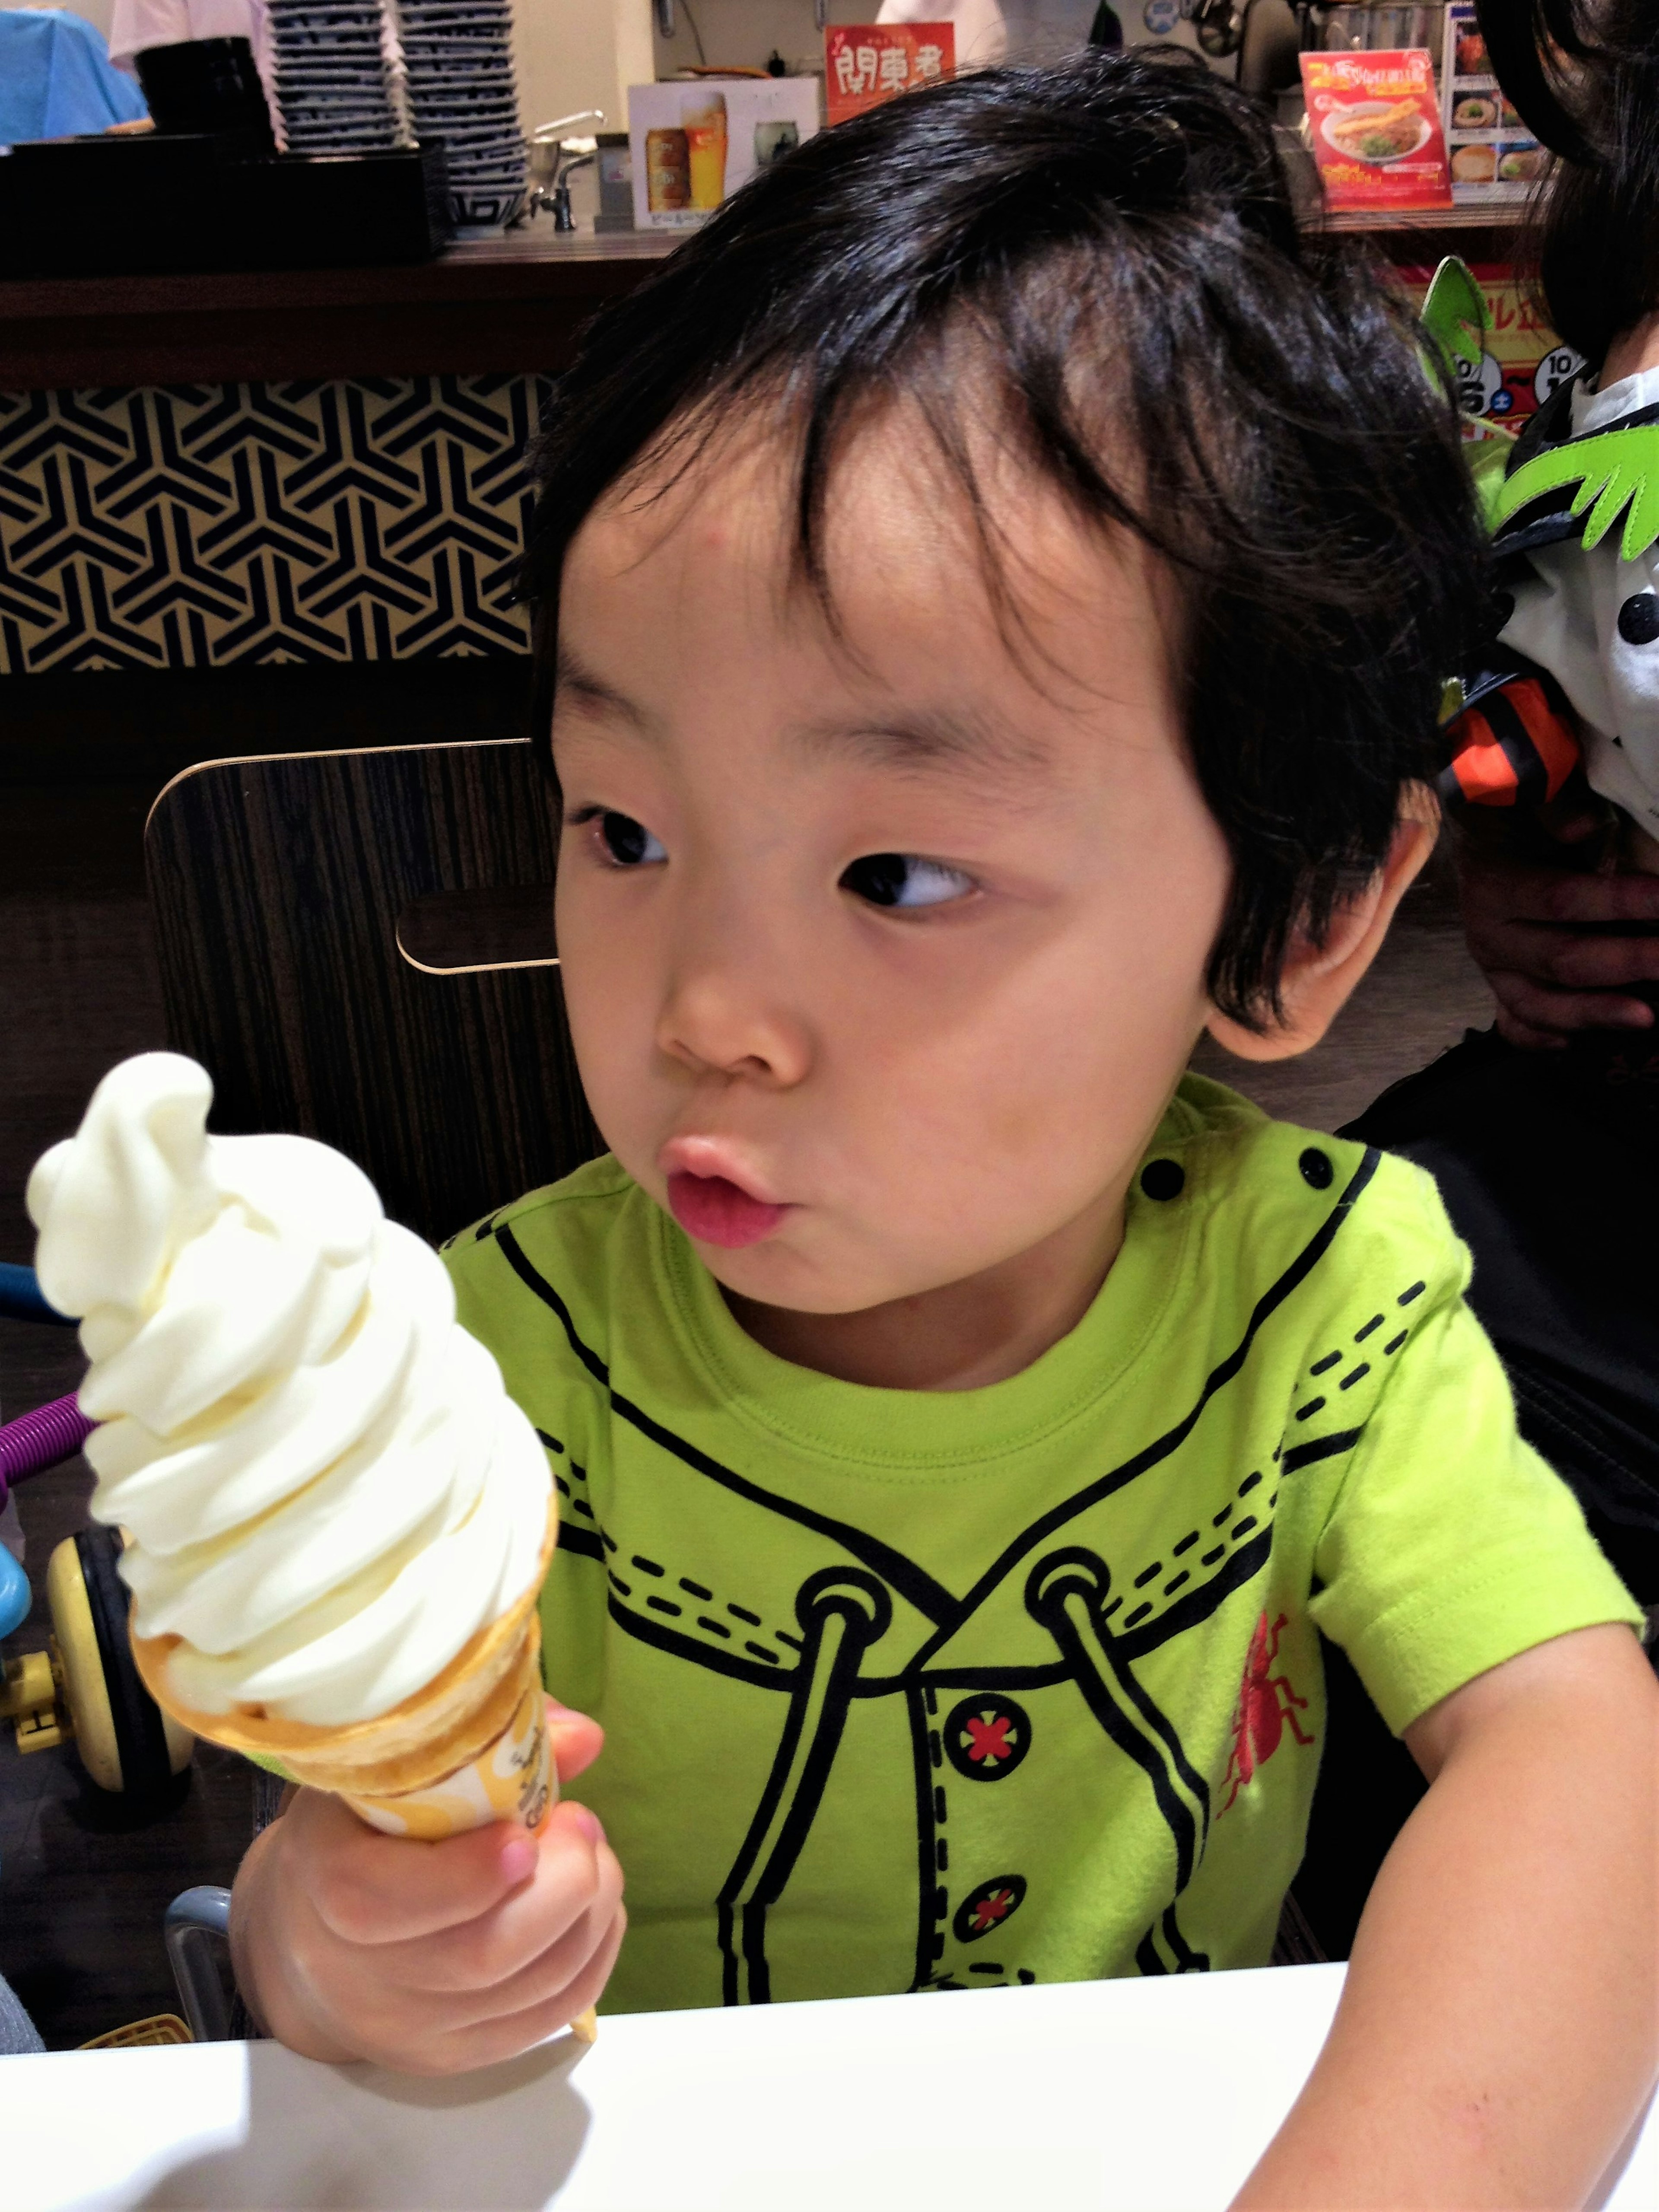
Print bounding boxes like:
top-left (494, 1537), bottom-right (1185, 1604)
top-left (397, 0), bottom-right (527, 234)
top-left (267, 0), bottom-right (407, 154)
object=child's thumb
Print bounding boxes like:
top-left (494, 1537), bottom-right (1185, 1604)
top-left (544, 1694), bottom-right (605, 1782)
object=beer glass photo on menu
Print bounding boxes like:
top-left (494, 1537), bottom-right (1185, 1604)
top-left (645, 124), bottom-right (690, 211)
top-left (682, 89), bottom-right (727, 209)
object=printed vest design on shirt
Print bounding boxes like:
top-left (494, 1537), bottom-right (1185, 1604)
top-left (474, 1143), bottom-right (1425, 2012)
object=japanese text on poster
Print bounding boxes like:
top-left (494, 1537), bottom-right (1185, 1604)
top-left (825, 25), bottom-right (954, 127)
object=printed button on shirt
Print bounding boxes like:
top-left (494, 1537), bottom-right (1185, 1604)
top-left (943, 1693), bottom-right (1030, 1782)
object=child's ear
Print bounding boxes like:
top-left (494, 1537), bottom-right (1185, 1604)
top-left (1205, 786), bottom-right (1439, 1065)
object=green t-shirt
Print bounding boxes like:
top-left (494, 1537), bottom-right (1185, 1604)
top-left (442, 1075), bottom-right (1637, 2015)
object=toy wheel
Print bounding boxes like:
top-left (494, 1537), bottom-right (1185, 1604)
top-left (46, 1529), bottom-right (191, 1798)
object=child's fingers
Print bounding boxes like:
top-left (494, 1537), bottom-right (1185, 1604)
top-left (381, 1801), bottom-right (615, 1996)
top-left (425, 1836), bottom-right (624, 2027)
top-left (428, 1904), bottom-right (628, 2075)
top-left (299, 1788), bottom-right (543, 1946)
top-left (545, 1695), bottom-right (605, 1782)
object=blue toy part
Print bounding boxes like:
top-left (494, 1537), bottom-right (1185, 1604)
top-left (0, 1547), bottom-right (31, 1640)
top-left (0, 1264), bottom-right (73, 1325)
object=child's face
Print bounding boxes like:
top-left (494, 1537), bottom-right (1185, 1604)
top-left (551, 406), bottom-right (1235, 1319)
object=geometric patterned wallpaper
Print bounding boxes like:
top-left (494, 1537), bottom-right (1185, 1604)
top-left (0, 373), bottom-right (552, 675)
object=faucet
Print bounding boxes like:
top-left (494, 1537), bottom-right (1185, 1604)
top-left (528, 111), bottom-right (605, 230)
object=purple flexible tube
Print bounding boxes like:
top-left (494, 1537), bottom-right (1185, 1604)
top-left (0, 1397), bottom-right (95, 1508)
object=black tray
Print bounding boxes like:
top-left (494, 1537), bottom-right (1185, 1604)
top-left (0, 135), bottom-right (452, 278)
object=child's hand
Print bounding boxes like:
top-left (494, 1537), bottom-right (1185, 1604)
top-left (229, 1700), bottom-right (625, 2074)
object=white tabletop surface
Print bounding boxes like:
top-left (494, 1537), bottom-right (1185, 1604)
top-left (3, 1963), bottom-right (1655, 2212)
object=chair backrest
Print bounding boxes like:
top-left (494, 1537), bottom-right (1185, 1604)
top-left (145, 739), bottom-right (600, 1246)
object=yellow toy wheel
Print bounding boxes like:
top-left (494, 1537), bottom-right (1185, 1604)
top-left (46, 1529), bottom-right (191, 1797)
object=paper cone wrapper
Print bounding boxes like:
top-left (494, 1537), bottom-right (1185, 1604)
top-left (339, 1625), bottom-right (553, 1839)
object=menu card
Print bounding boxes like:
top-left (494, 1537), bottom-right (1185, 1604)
top-left (1440, 2), bottom-right (1543, 201)
top-left (628, 77), bottom-right (821, 230)
top-left (1300, 48), bottom-right (1452, 213)
top-left (824, 25), bottom-right (954, 127)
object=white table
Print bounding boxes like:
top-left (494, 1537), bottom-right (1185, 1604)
top-left (3, 1964), bottom-right (1655, 2212)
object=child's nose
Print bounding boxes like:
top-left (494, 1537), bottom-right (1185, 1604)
top-left (655, 957), bottom-right (813, 1088)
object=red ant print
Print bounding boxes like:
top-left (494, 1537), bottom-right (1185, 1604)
top-left (1221, 1611), bottom-right (1313, 1812)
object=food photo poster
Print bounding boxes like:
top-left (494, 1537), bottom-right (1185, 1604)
top-left (1440, 2), bottom-right (1542, 201)
top-left (1300, 48), bottom-right (1452, 214)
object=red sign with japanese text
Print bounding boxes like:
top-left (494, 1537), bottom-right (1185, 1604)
top-left (825, 25), bottom-right (954, 127)
top-left (1300, 49), bottom-right (1452, 212)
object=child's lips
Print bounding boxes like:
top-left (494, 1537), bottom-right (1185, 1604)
top-left (666, 1171), bottom-right (791, 1250)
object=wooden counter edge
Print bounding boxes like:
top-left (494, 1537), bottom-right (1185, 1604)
top-left (0, 216), bottom-right (1526, 391)
top-left (0, 235), bottom-right (675, 387)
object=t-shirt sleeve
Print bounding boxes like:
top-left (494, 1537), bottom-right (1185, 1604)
top-left (1307, 1223), bottom-right (1643, 1738)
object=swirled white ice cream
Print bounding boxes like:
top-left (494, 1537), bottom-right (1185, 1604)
top-left (26, 1053), bottom-right (551, 1727)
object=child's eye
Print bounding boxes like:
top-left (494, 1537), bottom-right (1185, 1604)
top-left (594, 812), bottom-right (667, 868)
top-left (839, 853), bottom-right (975, 910)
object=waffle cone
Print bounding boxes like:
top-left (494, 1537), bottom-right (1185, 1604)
top-left (130, 1496), bottom-right (559, 1798)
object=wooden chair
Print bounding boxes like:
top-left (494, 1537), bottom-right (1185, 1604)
top-left (145, 739), bottom-right (601, 1247)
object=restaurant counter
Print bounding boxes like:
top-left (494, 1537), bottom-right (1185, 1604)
top-left (7, 1963), bottom-right (1656, 2212)
top-left (0, 233), bottom-right (674, 677)
top-left (0, 215), bottom-right (1516, 679)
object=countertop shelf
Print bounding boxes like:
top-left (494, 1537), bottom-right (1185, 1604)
top-left (0, 212), bottom-right (1522, 391)
top-left (0, 229), bottom-right (677, 388)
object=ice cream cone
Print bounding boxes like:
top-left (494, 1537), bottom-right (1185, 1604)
top-left (128, 1496), bottom-right (560, 1794)
top-left (33, 1059), bottom-right (593, 2039)
top-left (133, 1496), bottom-right (598, 2040)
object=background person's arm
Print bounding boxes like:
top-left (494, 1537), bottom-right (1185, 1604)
top-left (1457, 802), bottom-right (1659, 1046)
top-left (1233, 1623), bottom-right (1659, 2210)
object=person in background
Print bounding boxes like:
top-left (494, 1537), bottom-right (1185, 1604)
top-left (874, 0), bottom-right (1126, 70)
top-left (1348, 0), bottom-right (1659, 1613)
top-left (0, 7), bottom-right (148, 142)
top-left (0, 1973), bottom-right (44, 2056)
top-left (106, 0), bottom-right (272, 108)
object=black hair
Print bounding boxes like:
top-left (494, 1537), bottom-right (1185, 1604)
top-left (521, 48), bottom-right (1482, 1027)
top-left (1476, 0), bottom-right (1659, 369)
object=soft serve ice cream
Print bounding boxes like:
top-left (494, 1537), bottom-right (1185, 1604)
top-left (26, 1054), bottom-right (558, 1829)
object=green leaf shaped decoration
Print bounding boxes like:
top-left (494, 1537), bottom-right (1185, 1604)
top-left (1415, 258), bottom-right (1516, 532)
top-left (1467, 432), bottom-right (1518, 533)
top-left (1419, 256), bottom-right (1489, 387)
top-left (1494, 424), bottom-right (1659, 564)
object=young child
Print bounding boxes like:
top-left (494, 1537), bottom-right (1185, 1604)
top-left (229, 51), bottom-right (1658, 2204)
